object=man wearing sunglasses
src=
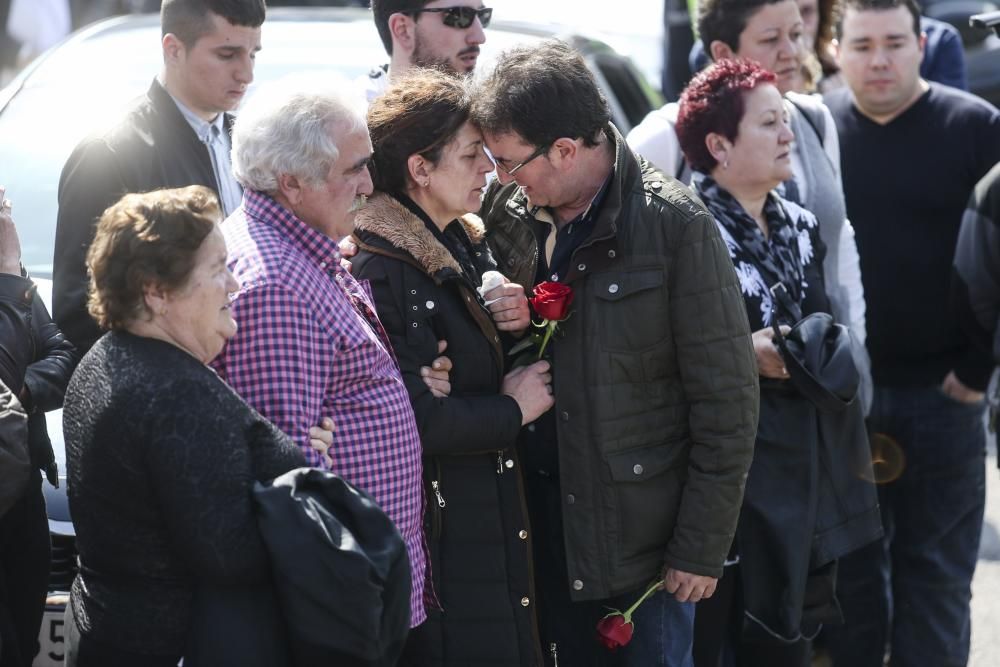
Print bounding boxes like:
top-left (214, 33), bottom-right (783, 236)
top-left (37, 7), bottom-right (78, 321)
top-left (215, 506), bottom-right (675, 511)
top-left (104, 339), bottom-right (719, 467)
top-left (366, 0), bottom-right (489, 102)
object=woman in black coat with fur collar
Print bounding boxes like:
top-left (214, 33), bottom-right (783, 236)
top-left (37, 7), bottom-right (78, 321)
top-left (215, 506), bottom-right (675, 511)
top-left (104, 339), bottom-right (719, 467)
top-left (351, 70), bottom-right (554, 667)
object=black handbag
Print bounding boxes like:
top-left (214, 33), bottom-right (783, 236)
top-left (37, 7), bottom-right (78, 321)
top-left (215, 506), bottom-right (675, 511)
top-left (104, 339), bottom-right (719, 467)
top-left (769, 283), bottom-right (861, 412)
top-left (252, 468), bottom-right (411, 667)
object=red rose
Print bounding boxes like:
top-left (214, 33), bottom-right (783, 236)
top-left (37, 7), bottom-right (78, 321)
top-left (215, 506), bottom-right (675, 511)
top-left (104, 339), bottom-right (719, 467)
top-left (530, 281), bottom-right (574, 322)
top-left (596, 613), bottom-right (634, 650)
top-left (594, 579), bottom-right (663, 653)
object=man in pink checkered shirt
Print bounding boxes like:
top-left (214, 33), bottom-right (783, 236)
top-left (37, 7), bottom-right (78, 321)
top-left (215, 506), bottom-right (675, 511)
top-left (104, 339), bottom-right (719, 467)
top-left (212, 83), bottom-right (450, 627)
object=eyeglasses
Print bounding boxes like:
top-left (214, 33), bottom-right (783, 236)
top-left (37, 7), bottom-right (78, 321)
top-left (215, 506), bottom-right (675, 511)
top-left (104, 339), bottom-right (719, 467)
top-left (409, 6), bottom-right (493, 29)
top-left (494, 144), bottom-right (551, 177)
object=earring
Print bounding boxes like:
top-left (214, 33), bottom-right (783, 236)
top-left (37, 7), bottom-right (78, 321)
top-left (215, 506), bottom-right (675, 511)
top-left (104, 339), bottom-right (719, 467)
top-left (421, 180), bottom-right (430, 187)
top-left (723, 159), bottom-right (730, 170)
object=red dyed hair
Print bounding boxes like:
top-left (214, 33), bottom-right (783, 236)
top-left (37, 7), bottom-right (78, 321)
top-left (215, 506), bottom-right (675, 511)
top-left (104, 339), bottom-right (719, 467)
top-left (675, 59), bottom-right (778, 173)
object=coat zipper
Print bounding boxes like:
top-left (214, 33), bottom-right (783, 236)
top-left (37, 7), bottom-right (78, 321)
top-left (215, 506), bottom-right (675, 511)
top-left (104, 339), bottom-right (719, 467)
top-left (431, 479), bottom-right (446, 508)
top-left (497, 450), bottom-right (505, 475)
top-left (549, 642), bottom-right (559, 666)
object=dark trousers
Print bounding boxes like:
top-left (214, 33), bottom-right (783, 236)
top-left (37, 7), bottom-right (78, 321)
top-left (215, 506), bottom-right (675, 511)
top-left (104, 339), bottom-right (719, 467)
top-left (693, 564), bottom-right (811, 667)
top-left (65, 604), bottom-right (181, 667)
top-left (828, 385), bottom-right (986, 667)
top-left (0, 471), bottom-right (50, 667)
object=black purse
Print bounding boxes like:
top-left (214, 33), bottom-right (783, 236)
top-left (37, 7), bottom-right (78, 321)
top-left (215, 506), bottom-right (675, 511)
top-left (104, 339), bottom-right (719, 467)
top-left (769, 283), bottom-right (860, 412)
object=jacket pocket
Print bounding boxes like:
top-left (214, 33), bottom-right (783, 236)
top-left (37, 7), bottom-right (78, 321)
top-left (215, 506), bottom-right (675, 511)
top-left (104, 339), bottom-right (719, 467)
top-left (593, 268), bottom-right (669, 352)
top-left (605, 444), bottom-right (686, 564)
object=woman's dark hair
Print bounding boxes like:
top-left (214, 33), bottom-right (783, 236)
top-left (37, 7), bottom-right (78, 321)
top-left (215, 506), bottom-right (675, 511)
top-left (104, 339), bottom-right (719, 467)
top-left (698, 0), bottom-right (792, 53)
top-left (367, 68), bottom-right (472, 195)
top-left (675, 59), bottom-right (778, 173)
top-left (470, 40), bottom-right (610, 149)
top-left (87, 186), bottom-right (221, 331)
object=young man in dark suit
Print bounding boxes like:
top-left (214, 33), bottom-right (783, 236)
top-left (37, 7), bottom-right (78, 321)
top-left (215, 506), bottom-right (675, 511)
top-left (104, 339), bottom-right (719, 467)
top-left (53, 0), bottom-right (264, 355)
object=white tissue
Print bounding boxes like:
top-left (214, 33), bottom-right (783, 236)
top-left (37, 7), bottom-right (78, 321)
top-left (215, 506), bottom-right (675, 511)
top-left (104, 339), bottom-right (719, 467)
top-left (478, 270), bottom-right (507, 306)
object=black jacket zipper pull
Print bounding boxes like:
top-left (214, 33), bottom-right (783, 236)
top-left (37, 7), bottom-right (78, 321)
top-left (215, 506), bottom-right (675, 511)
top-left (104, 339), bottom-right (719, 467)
top-left (431, 480), bottom-right (446, 508)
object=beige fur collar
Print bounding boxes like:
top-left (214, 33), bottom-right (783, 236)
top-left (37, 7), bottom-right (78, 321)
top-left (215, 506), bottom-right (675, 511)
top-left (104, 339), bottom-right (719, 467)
top-left (353, 192), bottom-right (487, 276)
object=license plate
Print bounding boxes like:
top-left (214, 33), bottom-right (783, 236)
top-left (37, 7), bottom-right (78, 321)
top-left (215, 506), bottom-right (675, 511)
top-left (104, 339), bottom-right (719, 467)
top-left (33, 602), bottom-right (66, 667)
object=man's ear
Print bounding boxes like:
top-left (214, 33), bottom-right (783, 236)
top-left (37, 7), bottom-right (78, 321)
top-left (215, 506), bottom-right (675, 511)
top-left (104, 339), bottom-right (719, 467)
top-left (831, 37), bottom-right (841, 63)
top-left (708, 39), bottom-right (736, 63)
top-left (162, 33), bottom-right (185, 65)
top-left (388, 12), bottom-right (416, 53)
top-left (549, 138), bottom-right (578, 169)
top-left (277, 173), bottom-right (304, 206)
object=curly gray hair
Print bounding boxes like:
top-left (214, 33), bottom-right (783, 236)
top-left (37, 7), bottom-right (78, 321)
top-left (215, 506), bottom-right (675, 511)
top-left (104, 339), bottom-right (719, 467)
top-left (232, 79), bottom-right (367, 195)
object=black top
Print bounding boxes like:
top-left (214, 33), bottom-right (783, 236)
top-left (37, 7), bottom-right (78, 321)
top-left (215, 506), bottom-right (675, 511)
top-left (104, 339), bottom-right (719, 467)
top-left (825, 83), bottom-right (1000, 388)
top-left (64, 331), bottom-right (305, 656)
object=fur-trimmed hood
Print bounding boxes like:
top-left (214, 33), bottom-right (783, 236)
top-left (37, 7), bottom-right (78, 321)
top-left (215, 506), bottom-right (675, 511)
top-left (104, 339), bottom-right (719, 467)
top-left (352, 192), bottom-right (487, 278)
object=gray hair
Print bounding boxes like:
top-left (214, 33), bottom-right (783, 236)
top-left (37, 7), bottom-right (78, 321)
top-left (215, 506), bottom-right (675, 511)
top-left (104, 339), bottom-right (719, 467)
top-left (232, 77), bottom-right (368, 194)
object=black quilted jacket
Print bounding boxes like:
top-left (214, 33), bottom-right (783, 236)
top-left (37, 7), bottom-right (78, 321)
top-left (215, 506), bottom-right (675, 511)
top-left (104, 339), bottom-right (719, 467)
top-left (480, 125), bottom-right (760, 599)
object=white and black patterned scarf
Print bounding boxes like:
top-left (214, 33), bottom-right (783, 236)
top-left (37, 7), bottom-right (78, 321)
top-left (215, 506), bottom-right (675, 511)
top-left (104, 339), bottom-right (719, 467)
top-left (693, 173), bottom-right (820, 329)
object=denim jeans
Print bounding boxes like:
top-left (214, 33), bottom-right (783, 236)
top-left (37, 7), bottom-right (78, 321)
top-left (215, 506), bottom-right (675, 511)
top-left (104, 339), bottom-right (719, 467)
top-left (608, 587), bottom-right (695, 667)
top-left (828, 384), bottom-right (986, 667)
top-left (538, 583), bottom-right (694, 667)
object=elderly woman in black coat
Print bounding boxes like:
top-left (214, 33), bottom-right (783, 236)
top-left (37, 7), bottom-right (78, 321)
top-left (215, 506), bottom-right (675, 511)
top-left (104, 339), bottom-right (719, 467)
top-left (61, 186), bottom-right (345, 667)
top-left (351, 69), bottom-right (554, 667)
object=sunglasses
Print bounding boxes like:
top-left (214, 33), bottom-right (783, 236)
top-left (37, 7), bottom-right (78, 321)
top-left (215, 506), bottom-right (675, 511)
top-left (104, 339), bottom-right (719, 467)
top-left (410, 6), bottom-right (493, 29)
top-left (495, 143), bottom-right (551, 177)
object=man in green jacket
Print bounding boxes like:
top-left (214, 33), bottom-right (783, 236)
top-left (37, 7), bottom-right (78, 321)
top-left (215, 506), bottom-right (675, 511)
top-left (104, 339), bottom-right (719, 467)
top-left (472, 40), bottom-right (759, 666)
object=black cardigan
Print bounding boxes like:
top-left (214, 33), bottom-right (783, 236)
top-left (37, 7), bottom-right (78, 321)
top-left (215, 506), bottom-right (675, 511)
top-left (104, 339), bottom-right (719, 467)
top-left (63, 332), bottom-right (305, 657)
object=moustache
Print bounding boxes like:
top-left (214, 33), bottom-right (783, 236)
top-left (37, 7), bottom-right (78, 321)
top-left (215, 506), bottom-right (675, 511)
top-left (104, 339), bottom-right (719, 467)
top-left (349, 195), bottom-right (368, 213)
top-left (458, 46), bottom-right (481, 58)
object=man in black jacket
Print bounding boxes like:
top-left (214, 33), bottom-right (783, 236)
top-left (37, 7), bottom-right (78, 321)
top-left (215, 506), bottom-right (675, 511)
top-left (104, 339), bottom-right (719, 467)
top-left (0, 191), bottom-right (57, 667)
top-left (472, 41), bottom-right (758, 667)
top-left (953, 162), bottom-right (1000, 438)
top-left (52, 0), bottom-right (264, 356)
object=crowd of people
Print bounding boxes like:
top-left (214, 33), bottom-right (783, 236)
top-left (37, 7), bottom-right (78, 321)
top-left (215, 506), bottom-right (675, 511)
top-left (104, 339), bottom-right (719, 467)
top-left (0, 0), bottom-right (997, 665)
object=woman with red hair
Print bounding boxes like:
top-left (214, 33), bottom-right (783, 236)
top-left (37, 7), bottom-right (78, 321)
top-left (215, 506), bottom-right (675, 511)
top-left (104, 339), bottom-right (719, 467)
top-left (676, 59), bottom-right (881, 667)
